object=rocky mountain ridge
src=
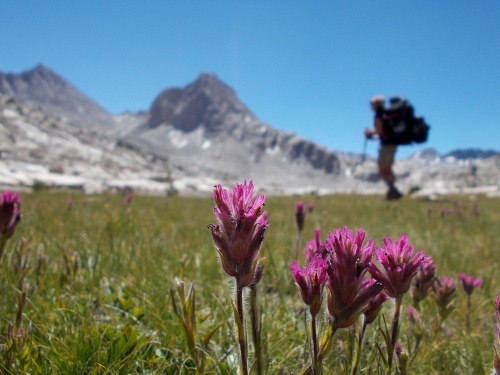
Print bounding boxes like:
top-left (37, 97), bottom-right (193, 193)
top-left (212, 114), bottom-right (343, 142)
top-left (0, 65), bottom-right (117, 131)
top-left (121, 73), bottom-right (342, 189)
top-left (0, 94), bottom-right (174, 193)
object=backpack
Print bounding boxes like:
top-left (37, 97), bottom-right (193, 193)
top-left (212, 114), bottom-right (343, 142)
top-left (383, 96), bottom-right (430, 145)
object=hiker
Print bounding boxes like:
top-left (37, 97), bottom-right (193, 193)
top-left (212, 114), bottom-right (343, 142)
top-left (364, 95), bottom-right (403, 200)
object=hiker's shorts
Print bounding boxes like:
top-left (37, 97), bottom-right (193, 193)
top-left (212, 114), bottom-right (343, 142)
top-left (378, 144), bottom-right (397, 168)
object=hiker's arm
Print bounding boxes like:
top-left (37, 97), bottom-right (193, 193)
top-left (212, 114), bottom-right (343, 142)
top-left (374, 117), bottom-right (384, 135)
top-left (365, 117), bottom-right (384, 139)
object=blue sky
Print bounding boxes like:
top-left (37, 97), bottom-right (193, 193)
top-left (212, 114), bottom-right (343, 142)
top-left (1, 1), bottom-right (499, 159)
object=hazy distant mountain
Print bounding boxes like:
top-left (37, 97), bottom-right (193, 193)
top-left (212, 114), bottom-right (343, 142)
top-left (121, 73), bottom-right (344, 189)
top-left (0, 65), bottom-right (117, 131)
top-left (0, 93), bottom-right (172, 193)
top-left (444, 149), bottom-right (499, 160)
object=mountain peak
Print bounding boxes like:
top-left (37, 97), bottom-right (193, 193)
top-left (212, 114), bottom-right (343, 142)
top-left (19, 64), bottom-right (68, 88)
top-left (32, 64), bottom-right (52, 74)
top-left (196, 72), bottom-right (223, 84)
top-left (148, 74), bottom-right (255, 132)
top-left (0, 64), bottom-right (116, 130)
top-left (186, 73), bottom-right (238, 101)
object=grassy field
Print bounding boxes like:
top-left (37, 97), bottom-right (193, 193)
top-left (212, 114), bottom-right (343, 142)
top-left (0, 190), bottom-right (499, 374)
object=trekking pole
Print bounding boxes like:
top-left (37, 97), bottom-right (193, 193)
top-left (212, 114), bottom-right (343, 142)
top-left (361, 137), bottom-right (368, 163)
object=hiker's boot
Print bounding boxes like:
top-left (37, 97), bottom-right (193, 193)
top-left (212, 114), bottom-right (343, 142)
top-left (386, 188), bottom-right (403, 200)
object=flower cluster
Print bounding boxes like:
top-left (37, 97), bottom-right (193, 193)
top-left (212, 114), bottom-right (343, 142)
top-left (289, 226), bottom-right (433, 374)
top-left (293, 228), bottom-right (433, 330)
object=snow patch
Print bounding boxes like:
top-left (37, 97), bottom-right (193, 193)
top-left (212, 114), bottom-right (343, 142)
top-left (2, 109), bottom-right (18, 118)
top-left (201, 139), bottom-right (211, 150)
top-left (266, 145), bottom-right (280, 156)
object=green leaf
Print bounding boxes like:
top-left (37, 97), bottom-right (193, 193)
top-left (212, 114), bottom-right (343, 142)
top-left (187, 283), bottom-right (197, 336)
top-left (131, 306), bottom-right (144, 320)
top-left (170, 287), bottom-right (181, 318)
top-left (202, 320), bottom-right (227, 349)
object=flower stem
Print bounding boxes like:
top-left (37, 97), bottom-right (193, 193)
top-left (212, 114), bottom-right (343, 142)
top-left (387, 295), bottom-right (403, 375)
top-left (320, 319), bottom-right (338, 370)
top-left (311, 315), bottom-right (319, 375)
top-left (0, 235), bottom-right (8, 270)
top-left (300, 319), bottom-right (338, 375)
top-left (409, 336), bottom-right (422, 365)
top-left (250, 285), bottom-right (263, 375)
top-left (294, 231), bottom-right (302, 260)
top-left (351, 322), bottom-right (367, 375)
top-left (466, 294), bottom-right (471, 330)
top-left (236, 285), bottom-right (249, 375)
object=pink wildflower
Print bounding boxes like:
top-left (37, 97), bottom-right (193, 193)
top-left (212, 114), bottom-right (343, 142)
top-left (303, 229), bottom-right (329, 262)
top-left (250, 263), bottom-right (264, 288)
top-left (395, 342), bottom-right (409, 372)
top-left (497, 295), bottom-right (500, 323)
top-left (459, 273), bottom-right (483, 295)
top-left (412, 258), bottom-right (436, 306)
top-left (432, 276), bottom-right (456, 320)
top-left (407, 306), bottom-right (424, 341)
top-left (324, 227), bottom-right (383, 328)
top-left (307, 202), bottom-right (314, 214)
top-left (295, 201), bottom-right (305, 232)
top-left (395, 342), bottom-right (406, 358)
top-left (369, 235), bottom-right (431, 298)
top-left (363, 291), bottom-right (389, 325)
top-left (290, 255), bottom-right (328, 317)
top-left (0, 191), bottom-right (21, 240)
top-left (494, 295), bottom-right (500, 374)
top-left (209, 181), bottom-right (268, 289)
top-left (407, 306), bottom-right (420, 326)
top-left (125, 193), bottom-right (133, 205)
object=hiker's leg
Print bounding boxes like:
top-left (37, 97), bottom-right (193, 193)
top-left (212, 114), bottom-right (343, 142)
top-left (379, 165), bottom-right (395, 185)
top-left (378, 145), bottom-right (397, 184)
top-left (378, 145), bottom-right (401, 199)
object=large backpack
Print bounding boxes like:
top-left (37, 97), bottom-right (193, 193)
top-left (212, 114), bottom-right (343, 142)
top-left (383, 96), bottom-right (430, 145)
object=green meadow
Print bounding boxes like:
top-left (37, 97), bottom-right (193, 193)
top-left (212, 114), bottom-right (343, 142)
top-left (1, 191), bottom-right (499, 374)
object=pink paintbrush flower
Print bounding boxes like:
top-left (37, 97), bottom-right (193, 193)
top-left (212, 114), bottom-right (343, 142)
top-left (324, 227), bottom-right (383, 328)
top-left (0, 191), bottom-right (21, 240)
top-left (303, 229), bottom-right (329, 262)
top-left (291, 254), bottom-right (328, 317)
top-left (412, 258), bottom-right (436, 306)
top-left (209, 181), bottom-right (268, 289)
top-left (494, 295), bottom-right (500, 374)
top-left (407, 306), bottom-right (419, 325)
top-left (67, 198), bottom-right (74, 211)
top-left (125, 193), bottom-right (133, 205)
top-left (369, 235), bottom-right (431, 298)
top-left (364, 291), bottom-right (389, 325)
top-left (295, 201), bottom-right (305, 232)
top-left (496, 295), bottom-right (500, 323)
top-left (459, 273), bottom-right (483, 295)
top-left (432, 276), bottom-right (456, 320)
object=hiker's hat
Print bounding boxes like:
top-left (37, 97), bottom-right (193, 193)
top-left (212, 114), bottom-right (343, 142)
top-left (370, 95), bottom-right (385, 105)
